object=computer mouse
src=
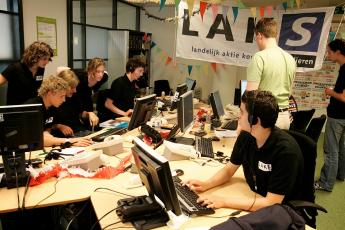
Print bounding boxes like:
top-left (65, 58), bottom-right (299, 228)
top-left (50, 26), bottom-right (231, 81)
top-left (211, 136), bottom-right (220, 141)
top-left (174, 169), bottom-right (184, 177)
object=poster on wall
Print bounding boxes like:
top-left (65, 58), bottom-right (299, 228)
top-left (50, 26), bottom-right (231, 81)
top-left (36, 16), bottom-right (57, 56)
top-left (176, 1), bottom-right (334, 72)
top-left (292, 61), bottom-right (338, 110)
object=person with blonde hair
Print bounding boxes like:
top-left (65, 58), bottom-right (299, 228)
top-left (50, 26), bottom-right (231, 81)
top-left (0, 41), bottom-right (54, 105)
top-left (25, 75), bottom-right (92, 147)
top-left (73, 57), bottom-right (108, 115)
top-left (54, 69), bottom-right (99, 137)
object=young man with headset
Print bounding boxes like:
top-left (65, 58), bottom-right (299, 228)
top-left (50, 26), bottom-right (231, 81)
top-left (186, 90), bottom-right (303, 211)
top-left (105, 58), bottom-right (145, 117)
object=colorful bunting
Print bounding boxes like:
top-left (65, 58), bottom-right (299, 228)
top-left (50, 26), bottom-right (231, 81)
top-left (151, 41), bottom-right (156, 49)
top-left (186, 0), bottom-right (195, 16)
top-left (296, 0), bottom-right (301, 8)
top-left (175, 0), bottom-right (181, 10)
top-left (165, 56), bottom-right (172, 65)
top-left (260, 6), bottom-right (265, 17)
top-left (159, 0), bottom-right (166, 11)
top-left (232, 7), bottom-right (239, 23)
top-left (200, 1), bottom-right (208, 21)
top-left (329, 32), bottom-right (336, 41)
top-left (266, 6), bottom-right (273, 16)
top-left (282, 2), bottom-right (288, 11)
top-left (237, 0), bottom-right (246, 9)
top-left (222, 5), bottom-right (229, 21)
top-left (211, 4), bottom-right (219, 20)
top-left (250, 7), bottom-right (257, 18)
top-left (188, 65), bottom-right (193, 75)
top-left (290, 0), bottom-right (295, 8)
top-left (211, 63), bottom-right (217, 72)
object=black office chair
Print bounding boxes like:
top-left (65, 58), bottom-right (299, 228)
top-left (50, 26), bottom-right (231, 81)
top-left (154, 80), bottom-right (172, 96)
top-left (285, 130), bottom-right (327, 228)
top-left (290, 109), bottom-right (315, 132)
top-left (305, 115), bottom-right (326, 143)
top-left (96, 89), bottom-right (114, 122)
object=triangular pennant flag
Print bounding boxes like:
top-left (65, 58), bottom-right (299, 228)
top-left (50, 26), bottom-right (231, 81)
top-left (187, 0), bottom-right (195, 16)
top-left (211, 4), bottom-right (219, 20)
top-left (250, 7), bottom-right (256, 18)
top-left (222, 5), bottom-right (229, 21)
top-left (188, 65), bottom-right (193, 75)
top-left (211, 63), bottom-right (217, 72)
top-left (296, 0), bottom-right (301, 8)
top-left (200, 2), bottom-right (207, 21)
top-left (266, 6), bottom-right (273, 16)
top-left (232, 7), bottom-right (239, 23)
top-left (203, 64), bottom-right (209, 76)
top-left (341, 32), bottom-right (345, 39)
top-left (159, 0), bottom-right (166, 11)
top-left (260, 6), bottom-right (265, 17)
top-left (289, 0), bottom-right (295, 8)
top-left (165, 56), bottom-right (172, 65)
top-left (175, 0), bottom-right (181, 10)
top-left (151, 41), bottom-right (156, 49)
top-left (237, 0), bottom-right (246, 9)
top-left (329, 32), bottom-right (336, 41)
top-left (282, 2), bottom-right (288, 11)
top-left (195, 65), bottom-right (201, 72)
top-left (156, 47), bottom-right (162, 54)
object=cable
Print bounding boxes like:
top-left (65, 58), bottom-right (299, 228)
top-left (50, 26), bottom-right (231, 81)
top-left (204, 210), bottom-right (242, 219)
top-left (32, 179), bottom-right (60, 209)
top-left (21, 171), bottom-right (31, 211)
top-left (90, 207), bottom-right (118, 230)
top-left (13, 152), bottom-right (20, 211)
top-left (93, 187), bottom-right (135, 197)
top-left (101, 220), bottom-right (122, 230)
top-left (105, 227), bottom-right (133, 230)
top-left (65, 201), bottom-right (89, 230)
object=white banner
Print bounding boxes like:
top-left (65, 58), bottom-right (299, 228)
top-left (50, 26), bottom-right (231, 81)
top-left (176, 1), bottom-right (334, 72)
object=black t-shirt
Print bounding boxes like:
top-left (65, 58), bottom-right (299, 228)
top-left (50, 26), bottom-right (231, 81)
top-left (2, 62), bottom-right (45, 105)
top-left (230, 128), bottom-right (303, 202)
top-left (327, 64), bottom-right (345, 119)
top-left (73, 69), bottom-right (108, 112)
top-left (25, 96), bottom-right (56, 130)
top-left (54, 95), bottom-right (85, 132)
top-left (108, 74), bottom-right (136, 113)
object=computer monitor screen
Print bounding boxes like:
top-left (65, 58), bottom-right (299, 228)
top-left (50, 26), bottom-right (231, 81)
top-left (209, 91), bottom-right (224, 120)
top-left (177, 90), bottom-right (194, 133)
top-left (128, 94), bottom-right (156, 131)
top-left (132, 137), bottom-right (182, 216)
top-left (240, 80), bottom-right (247, 96)
top-left (0, 104), bottom-right (43, 152)
top-left (185, 77), bottom-right (196, 91)
top-left (170, 83), bottom-right (188, 111)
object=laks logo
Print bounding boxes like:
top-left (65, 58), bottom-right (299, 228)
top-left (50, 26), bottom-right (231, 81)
top-left (278, 12), bottom-right (326, 52)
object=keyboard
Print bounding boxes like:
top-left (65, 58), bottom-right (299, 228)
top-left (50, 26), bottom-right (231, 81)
top-left (173, 176), bottom-right (215, 215)
top-left (222, 120), bottom-right (238, 130)
top-left (91, 127), bottom-right (127, 142)
top-left (195, 137), bottom-right (214, 158)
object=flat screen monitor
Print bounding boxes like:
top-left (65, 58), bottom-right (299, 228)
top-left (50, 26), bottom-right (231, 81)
top-left (132, 137), bottom-right (182, 216)
top-left (240, 80), bottom-right (247, 96)
top-left (209, 91), bottom-right (224, 120)
top-left (128, 94), bottom-right (156, 131)
top-left (170, 83), bottom-right (188, 111)
top-left (177, 90), bottom-right (194, 133)
top-left (0, 104), bottom-right (43, 152)
top-left (185, 77), bottom-right (196, 91)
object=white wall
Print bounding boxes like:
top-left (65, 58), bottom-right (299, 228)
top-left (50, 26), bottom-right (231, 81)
top-left (22, 0), bottom-right (68, 76)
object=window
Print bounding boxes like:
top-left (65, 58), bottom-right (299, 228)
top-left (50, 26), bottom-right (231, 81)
top-left (68, 0), bottom-right (140, 69)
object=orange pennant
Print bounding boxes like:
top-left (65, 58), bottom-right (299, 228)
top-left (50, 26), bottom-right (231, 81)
top-left (165, 56), bottom-right (172, 65)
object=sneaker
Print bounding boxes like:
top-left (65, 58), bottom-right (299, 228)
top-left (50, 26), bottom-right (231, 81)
top-left (314, 181), bottom-right (332, 192)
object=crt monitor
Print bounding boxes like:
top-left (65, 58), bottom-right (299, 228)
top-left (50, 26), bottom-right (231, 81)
top-left (132, 137), bottom-right (182, 216)
top-left (170, 83), bottom-right (188, 111)
top-left (209, 91), bottom-right (224, 120)
top-left (177, 90), bottom-right (194, 133)
top-left (240, 80), bottom-right (248, 96)
top-left (128, 94), bottom-right (156, 131)
top-left (185, 77), bottom-right (196, 91)
top-left (0, 104), bottom-right (43, 188)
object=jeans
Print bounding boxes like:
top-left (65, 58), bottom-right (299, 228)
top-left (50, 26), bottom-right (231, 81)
top-left (319, 117), bottom-right (345, 190)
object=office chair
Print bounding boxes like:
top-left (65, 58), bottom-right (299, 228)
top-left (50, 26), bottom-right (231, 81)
top-left (290, 109), bottom-right (315, 132)
top-left (153, 80), bottom-right (172, 96)
top-left (285, 130), bottom-right (327, 228)
top-left (96, 89), bottom-right (114, 122)
top-left (305, 115), bottom-right (326, 143)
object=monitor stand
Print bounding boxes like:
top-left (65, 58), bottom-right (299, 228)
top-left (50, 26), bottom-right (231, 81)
top-left (116, 195), bottom-right (169, 229)
top-left (1, 152), bottom-right (30, 189)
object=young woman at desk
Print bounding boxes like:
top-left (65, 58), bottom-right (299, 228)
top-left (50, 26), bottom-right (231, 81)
top-left (186, 90), bottom-right (303, 212)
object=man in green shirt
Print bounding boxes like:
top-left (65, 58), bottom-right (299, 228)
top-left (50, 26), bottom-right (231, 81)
top-left (246, 18), bottom-right (296, 129)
